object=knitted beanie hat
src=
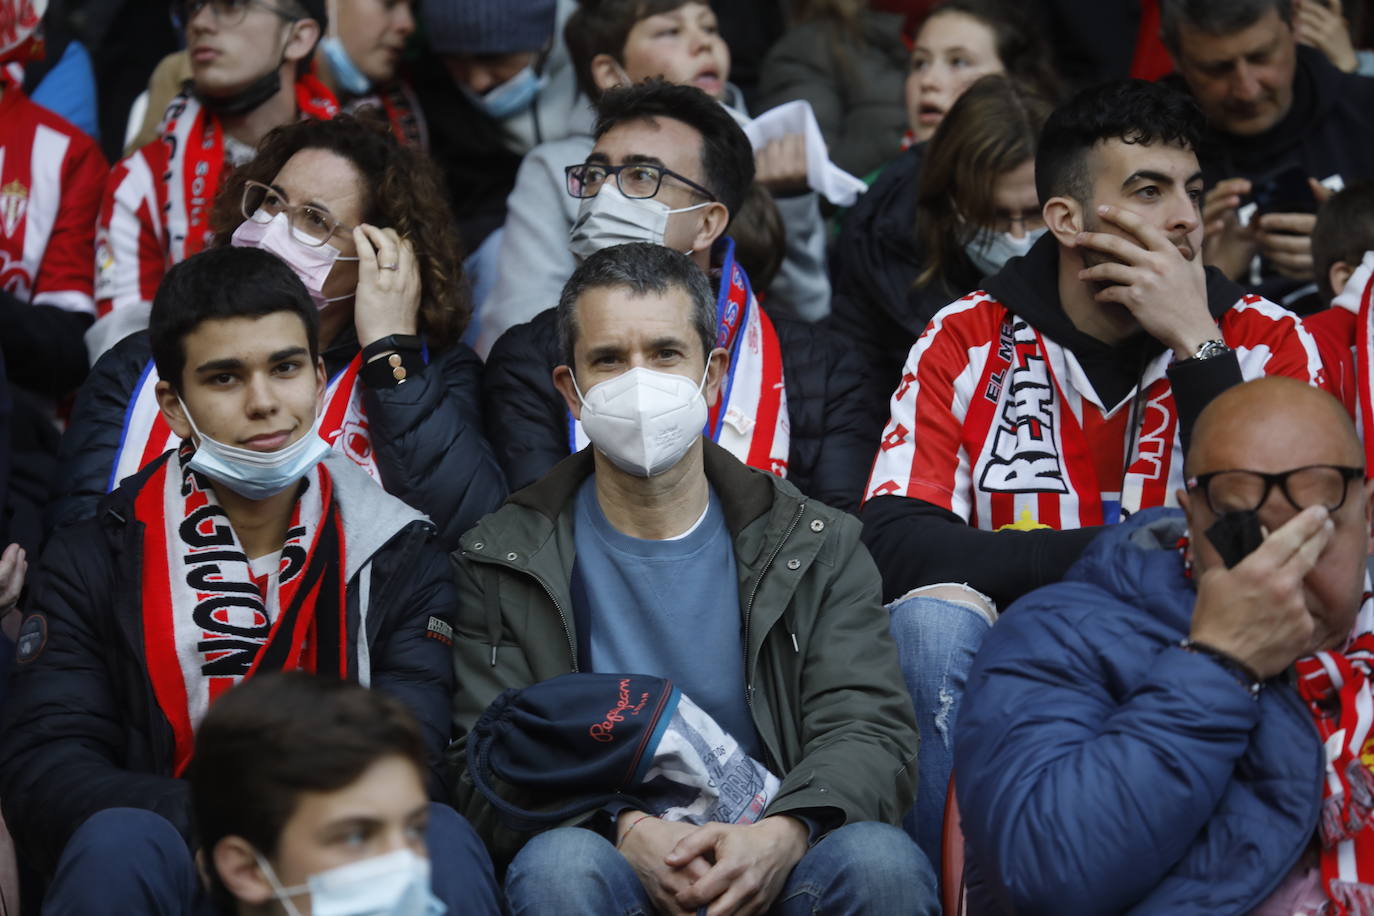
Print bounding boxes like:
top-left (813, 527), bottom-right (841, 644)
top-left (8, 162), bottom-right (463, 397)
top-left (422, 0), bottom-right (558, 56)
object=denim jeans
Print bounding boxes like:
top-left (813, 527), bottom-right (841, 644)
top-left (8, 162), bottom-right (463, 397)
top-left (887, 592), bottom-right (995, 876)
top-left (504, 821), bottom-right (939, 915)
top-left (42, 803), bottom-right (503, 914)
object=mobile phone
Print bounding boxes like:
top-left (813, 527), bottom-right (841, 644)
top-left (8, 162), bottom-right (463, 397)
top-left (1205, 510), bottom-right (1264, 569)
top-left (1250, 165), bottom-right (1318, 217)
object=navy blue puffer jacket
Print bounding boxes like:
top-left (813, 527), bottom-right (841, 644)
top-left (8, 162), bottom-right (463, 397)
top-left (955, 508), bottom-right (1324, 915)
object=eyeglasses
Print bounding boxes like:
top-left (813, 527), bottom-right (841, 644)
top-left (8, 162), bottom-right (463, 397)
top-left (178, 0), bottom-right (300, 29)
top-left (240, 180), bottom-right (354, 247)
top-left (1186, 465), bottom-right (1365, 515)
top-left (989, 210), bottom-right (1046, 236)
top-left (565, 162), bottom-right (717, 203)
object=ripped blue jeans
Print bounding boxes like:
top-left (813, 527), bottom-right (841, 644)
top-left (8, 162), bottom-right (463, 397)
top-left (887, 588), bottom-right (995, 873)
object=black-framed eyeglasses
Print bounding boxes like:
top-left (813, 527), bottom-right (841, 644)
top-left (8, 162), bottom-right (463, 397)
top-left (1186, 465), bottom-right (1365, 515)
top-left (240, 180), bottom-right (355, 248)
top-left (176, 0), bottom-right (300, 30)
top-left (565, 162), bottom-right (717, 203)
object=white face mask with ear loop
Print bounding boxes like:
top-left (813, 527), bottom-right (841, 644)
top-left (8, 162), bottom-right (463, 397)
top-left (568, 183), bottom-right (710, 262)
top-left (176, 393), bottom-right (332, 501)
top-left (572, 363), bottom-right (711, 477)
top-left (253, 847), bottom-right (446, 916)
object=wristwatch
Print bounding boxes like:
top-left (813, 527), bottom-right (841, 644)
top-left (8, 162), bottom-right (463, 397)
top-left (1183, 339), bottom-right (1231, 362)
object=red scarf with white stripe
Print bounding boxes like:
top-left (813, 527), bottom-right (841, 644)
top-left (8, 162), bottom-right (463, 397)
top-left (571, 239), bottom-right (789, 476)
top-left (159, 74), bottom-right (338, 261)
top-left (1296, 587), bottom-right (1374, 914)
top-left (110, 353), bottom-right (378, 494)
top-left (1353, 269), bottom-right (1374, 475)
top-left (136, 443), bottom-right (349, 776)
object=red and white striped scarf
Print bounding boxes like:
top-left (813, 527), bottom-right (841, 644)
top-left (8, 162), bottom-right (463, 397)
top-left (571, 239), bottom-right (789, 476)
top-left (158, 74), bottom-right (339, 263)
top-left (1296, 587), bottom-right (1374, 915)
top-left (136, 444), bottom-right (351, 776)
top-left (110, 353), bottom-right (378, 494)
top-left (1352, 267), bottom-right (1374, 474)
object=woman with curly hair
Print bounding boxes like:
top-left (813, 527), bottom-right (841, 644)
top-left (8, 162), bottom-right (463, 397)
top-left (50, 115), bottom-right (507, 550)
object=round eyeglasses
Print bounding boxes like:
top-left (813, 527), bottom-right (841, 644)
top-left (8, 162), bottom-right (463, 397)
top-left (565, 162), bottom-right (717, 202)
top-left (240, 180), bottom-right (354, 248)
top-left (1186, 465), bottom-right (1365, 515)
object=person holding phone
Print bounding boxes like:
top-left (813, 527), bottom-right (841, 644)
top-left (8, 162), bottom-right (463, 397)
top-left (1158, 0), bottom-right (1374, 309)
top-left (954, 376), bottom-right (1374, 914)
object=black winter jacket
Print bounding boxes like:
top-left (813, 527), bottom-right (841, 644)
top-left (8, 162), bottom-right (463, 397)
top-left (0, 454), bottom-right (458, 877)
top-left (481, 307), bottom-right (882, 514)
top-left (48, 329), bottom-right (508, 551)
top-left (827, 143), bottom-right (982, 399)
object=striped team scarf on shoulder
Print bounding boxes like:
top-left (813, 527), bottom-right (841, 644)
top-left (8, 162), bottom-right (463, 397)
top-left (570, 238), bottom-right (789, 477)
top-left (109, 354), bottom-right (378, 494)
top-left (136, 444), bottom-right (351, 776)
top-left (1352, 267), bottom-right (1374, 474)
top-left (159, 73), bottom-right (339, 263)
top-left (1296, 586), bottom-right (1374, 914)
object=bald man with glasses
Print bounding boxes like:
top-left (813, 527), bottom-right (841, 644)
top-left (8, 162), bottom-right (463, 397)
top-left (953, 376), bottom-right (1374, 914)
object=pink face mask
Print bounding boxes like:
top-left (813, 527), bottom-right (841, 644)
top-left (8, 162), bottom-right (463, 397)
top-left (230, 212), bottom-right (359, 310)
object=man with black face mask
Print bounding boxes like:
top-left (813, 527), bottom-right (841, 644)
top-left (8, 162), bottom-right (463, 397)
top-left (90, 0), bottom-right (337, 360)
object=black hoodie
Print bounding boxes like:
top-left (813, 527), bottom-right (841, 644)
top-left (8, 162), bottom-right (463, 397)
top-left (861, 234), bottom-right (1249, 607)
top-left (1181, 45), bottom-right (1374, 309)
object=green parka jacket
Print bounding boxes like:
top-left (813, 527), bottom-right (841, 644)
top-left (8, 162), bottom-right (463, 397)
top-left (447, 442), bottom-right (919, 865)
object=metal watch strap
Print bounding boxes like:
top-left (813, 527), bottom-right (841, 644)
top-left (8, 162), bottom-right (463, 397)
top-left (1185, 339), bottom-right (1230, 362)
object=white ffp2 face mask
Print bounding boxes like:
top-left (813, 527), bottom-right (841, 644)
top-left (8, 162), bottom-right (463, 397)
top-left (568, 183), bottom-right (709, 262)
top-left (573, 365), bottom-right (710, 477)
top-left (256, 847), bottom-right (446, 916)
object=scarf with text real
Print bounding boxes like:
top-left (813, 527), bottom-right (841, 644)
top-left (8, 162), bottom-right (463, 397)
top-left (158, 73), bottom-right (339, 262)
top-left (136, 443), bottom-right (351, 777)
top-left (109, 354), bottom-right (378, 493)
top-left (570, 237), bottom-right (790, 477)
top-left (1296, 586), bottom-right (1374, 914)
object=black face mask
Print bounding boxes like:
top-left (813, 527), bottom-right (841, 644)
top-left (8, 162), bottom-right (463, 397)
top-left (1205, 509), bottom-right (1265, 569)
top-left (195, 68), bottom-right (283, 115)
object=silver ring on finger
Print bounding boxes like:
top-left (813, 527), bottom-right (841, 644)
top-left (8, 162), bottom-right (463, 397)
top-left (381, 263), bottom-right (399, 270)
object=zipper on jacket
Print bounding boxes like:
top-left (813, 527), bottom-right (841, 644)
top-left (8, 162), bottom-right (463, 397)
top-left (742, 501), bottom-right (807, 712)
top-left (467, 551), bottom-right (579, 672)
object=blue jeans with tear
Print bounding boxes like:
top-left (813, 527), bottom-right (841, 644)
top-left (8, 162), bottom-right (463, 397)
top-left (888, 592), bottom-right (995, 876)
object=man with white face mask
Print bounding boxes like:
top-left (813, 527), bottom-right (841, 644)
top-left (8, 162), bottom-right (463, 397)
top-left (0, 247), bottom-right (463, 901)
top-left (451, 243), bottom-right (935, 915)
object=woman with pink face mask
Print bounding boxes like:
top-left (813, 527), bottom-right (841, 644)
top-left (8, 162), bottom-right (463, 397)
top-left (51, 115), bottom-right (507, 551)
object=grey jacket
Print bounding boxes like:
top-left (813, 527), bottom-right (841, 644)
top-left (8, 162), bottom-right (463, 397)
top-left (448, 442), bottom-right (918, 864)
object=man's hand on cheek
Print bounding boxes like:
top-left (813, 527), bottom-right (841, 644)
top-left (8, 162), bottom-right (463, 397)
top-left (1074, 205), bottom-right (1217, 359)
top-left (667, 816), bottom-right (809, 916)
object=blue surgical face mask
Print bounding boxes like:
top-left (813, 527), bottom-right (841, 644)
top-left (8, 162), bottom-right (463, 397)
top-left (321, 35), bottom-right (373, 96)
top-left (178, 398), bottom-right (331, 501)
top-left (964, 227), bottom-right (1048, 276)
top-left (466, 65), bottom-right (546, 120)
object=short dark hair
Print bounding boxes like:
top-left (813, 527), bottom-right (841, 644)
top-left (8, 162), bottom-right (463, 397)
top-left (1313, 180), bottom-right (1374, 302)
top-left (593, 80), bottom-right (755, 223)
top-left (190, 673), bottom-right (427, 906)
top-left (556, 242), bottom-right (715, 367)
top-left (150, 246), bottom-right (319, 392)
top-left (1035, 79), bottom-right (1204, 206)
top-left (565, 0), bottom-right (694, 102)
top-left (1159, 0), bottom-right (1293, 53)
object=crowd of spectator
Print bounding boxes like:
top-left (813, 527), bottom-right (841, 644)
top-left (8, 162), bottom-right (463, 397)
top-left (2, 0), bottom-right (1374, 912)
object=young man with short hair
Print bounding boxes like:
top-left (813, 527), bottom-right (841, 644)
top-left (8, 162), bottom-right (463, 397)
top-left (863, 78), bottom-right (1323, 868)
top-left (0, 246), bottom-right (457, 894)
top-left (91, 0), bottom-right (338, 356)
top-left (453, 242), bottom-right (934, 915)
